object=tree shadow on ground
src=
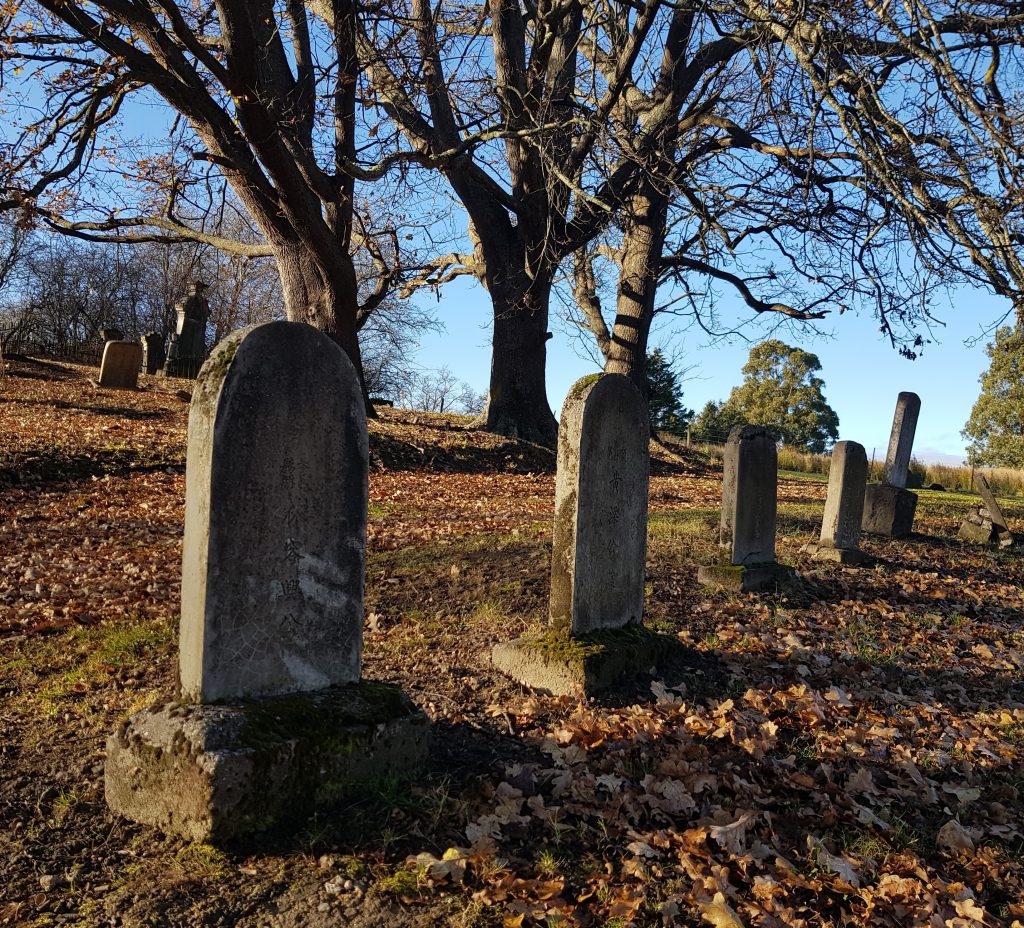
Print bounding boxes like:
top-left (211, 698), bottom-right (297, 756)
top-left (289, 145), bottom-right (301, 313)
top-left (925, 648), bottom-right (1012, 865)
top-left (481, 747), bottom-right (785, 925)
top-left (0, 396), bottom-right (168, 420)
top-left (0, 449), bottom-right (184, 486)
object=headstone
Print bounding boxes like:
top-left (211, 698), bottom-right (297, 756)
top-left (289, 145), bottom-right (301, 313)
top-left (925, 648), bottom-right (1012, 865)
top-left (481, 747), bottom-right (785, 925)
top-left (493, 374), bottom-right (678, 696)
top-left (958, 474), bottom-right (1014, 546)
top-left (105, 321), bottom-right (428, 841)
top-left (163, 282), bottom-right (210, 377)
top-left (883, 392), bottom-right (921, 488)
top-left (141, 332), bottom-right (165, 375)
top-left (549, 374), bottom-right (649, 633)
top-left (97, 340), bottom-right (143, 389)
top-left (802, 441), bottom-right (870, 564)
top-left (178, 322), bottom-right (367, 701)
top-left (862, 393), bottom-right (920, 538)
top-left (100, 326), bottom-right (124, 342)
top-left (697, 425), bottom-right (795, 591)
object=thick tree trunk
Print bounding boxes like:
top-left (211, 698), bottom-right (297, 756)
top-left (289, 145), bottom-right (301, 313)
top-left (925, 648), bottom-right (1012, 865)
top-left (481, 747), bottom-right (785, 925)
top-left (272, 237), bottom-right (378, 418)
top-left (480, 280), bottom-right (558, 447)
top-left (603, 183), bottom-right (669, 399)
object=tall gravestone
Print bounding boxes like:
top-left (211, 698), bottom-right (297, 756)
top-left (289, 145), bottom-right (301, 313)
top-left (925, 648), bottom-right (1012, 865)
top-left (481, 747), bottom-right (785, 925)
top-left (493, 374), bottom-right (676, 696)
top-left (163, 282), bottom-right (210, 378)
top-left (802, 441), bottom-right (870, 564)
top-left (141, 332), bottom-right (165, 375)
top-left (97, 340), bottom-right (143, 390)
top-left (697, 425), bottom-right (794, 591)
top-left (549, 374), bottom-right (649, 633)
top-left (105, 322), bottom-right (428, 841)
top-left (862, 392), bottom-right (920, 538)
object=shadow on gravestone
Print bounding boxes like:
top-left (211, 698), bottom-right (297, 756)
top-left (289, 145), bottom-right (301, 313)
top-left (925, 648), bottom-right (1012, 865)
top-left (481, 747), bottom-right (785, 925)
top-left (863, 392), bottom-right (920, 538)
top-left (493, 373), bottom-right (684, 697)
top-left (104, 322), bottom-right (428, 842)
top-left (697, 425), bottom-right (796, 592)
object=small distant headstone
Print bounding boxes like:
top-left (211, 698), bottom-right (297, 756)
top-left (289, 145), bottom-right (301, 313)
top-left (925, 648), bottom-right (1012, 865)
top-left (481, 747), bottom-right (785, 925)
top-left (105, 321), bottom-right (428, 841)
top-left (863, 392), bottom-right (920, 538)
top-left (802, 441), bottom-right (870, 565)
top-left (141, 332), bottom-right (165, 375)
top-left (99, 326), bottom-right (124, 342)
top-left (493, 374), bottom-right (677, 696)
top-left (97, 340), bottom-right (143, 390)
top-left (958, 474), bottom-right (1014, 546)
top-left (697, 425), bottom-right (795, 592)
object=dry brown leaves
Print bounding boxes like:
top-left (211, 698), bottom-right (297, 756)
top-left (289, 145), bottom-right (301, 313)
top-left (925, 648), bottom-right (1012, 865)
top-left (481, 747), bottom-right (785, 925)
top-left (2, 360), bottom-right (1023, 927)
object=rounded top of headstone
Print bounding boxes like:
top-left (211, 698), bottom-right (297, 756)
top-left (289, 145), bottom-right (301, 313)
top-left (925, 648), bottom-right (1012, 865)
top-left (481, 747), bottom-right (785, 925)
top-left (728, 424), bottom-right (774, 443)
top-left (191, 321), bottom-right (358, 416)
top-left (560, 372), bottom-right (648, 436)
top-left (832, 439), bottom-right (867, 459)
top-left (896, 391), bottom-right (921, 407)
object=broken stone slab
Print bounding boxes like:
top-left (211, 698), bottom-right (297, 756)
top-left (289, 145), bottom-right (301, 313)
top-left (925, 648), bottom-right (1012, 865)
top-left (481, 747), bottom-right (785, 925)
top-left (98, 340), bottom-right (143, 390)
top-left (492, 626), bottom-right (684, 698)
top-left (105, 682), bottom-right (429, 842)
top-left (696, 562), bottom-right (797, 593)
top-left (958, 515), bottom-right (996, 545)
top-left (973, 474), bottom-right (1014, 544)
top-left (861, 483), bottom-right (918, 538)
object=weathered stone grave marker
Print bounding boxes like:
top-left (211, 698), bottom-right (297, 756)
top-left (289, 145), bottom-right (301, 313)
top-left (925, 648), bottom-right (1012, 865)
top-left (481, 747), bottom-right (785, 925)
top-left (493, 374), bottom-right (676, 695)
top-left (862, 392), bottom-right (920, 538)
top-left (105, 321), bottom-right (428, 841)
top-left (141, 332), bottom-right (165, 375)
top-left (97, 340), bottom-right (143, 389)
top-left (959, 473), bottom-right (1014, 546)
top-left (697, 425), bottom-right (795, 591)
top-left (802, 440), bottom-right (870, 564)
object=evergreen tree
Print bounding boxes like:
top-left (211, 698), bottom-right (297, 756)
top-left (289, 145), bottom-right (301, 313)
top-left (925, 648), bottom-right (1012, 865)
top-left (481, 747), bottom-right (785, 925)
top-left (962, 327), bottom-right (1024, 467)
top-left (645, 350), bottom-right (693, 436)
top-left (714, 340), bottom-right (839, 453)
top-left (692, 401), bottom-right (745, 443)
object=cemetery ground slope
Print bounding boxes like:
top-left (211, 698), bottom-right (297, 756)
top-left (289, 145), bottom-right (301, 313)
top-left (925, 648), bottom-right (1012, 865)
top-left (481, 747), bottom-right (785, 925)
top-left (0, 357), bottom-right (1022, 928)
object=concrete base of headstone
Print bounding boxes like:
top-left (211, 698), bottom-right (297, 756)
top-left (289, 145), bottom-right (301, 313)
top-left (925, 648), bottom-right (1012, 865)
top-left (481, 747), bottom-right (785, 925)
top-left (105, 682), bottom-right (428, 842)
top-left (800, 542), bottom-right (873, 566)
top-left (696, 562), bottom-right (797, 593)
top-left (491, 626), bottom-right (682, 697)
top-left (861, 484), bottom-right (917, 538)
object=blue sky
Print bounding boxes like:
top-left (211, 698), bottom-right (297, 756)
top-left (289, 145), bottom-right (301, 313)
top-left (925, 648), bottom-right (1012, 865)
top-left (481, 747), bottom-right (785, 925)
top-left (410, 276), bottom-right (1010, 464)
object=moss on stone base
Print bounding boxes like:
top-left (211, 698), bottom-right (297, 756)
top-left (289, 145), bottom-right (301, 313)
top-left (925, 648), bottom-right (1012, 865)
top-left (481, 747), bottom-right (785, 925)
top-left (492, 625), bottom-right (683, 696)
top-left (105, 681), bottom-right (429, 842)
top-left (697, 562), bottom-right (797, 593)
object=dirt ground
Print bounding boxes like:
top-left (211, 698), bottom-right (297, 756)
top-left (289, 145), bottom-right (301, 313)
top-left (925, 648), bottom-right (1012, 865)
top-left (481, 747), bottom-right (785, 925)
top-left (1, 357), bottom-right (1022, 928)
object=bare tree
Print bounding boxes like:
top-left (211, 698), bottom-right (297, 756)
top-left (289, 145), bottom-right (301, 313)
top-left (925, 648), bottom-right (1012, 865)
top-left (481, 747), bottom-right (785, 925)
top-left (571, 2), bottom-right (1024, 388)
top-left (0, 1), bottom-right (438, 408)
